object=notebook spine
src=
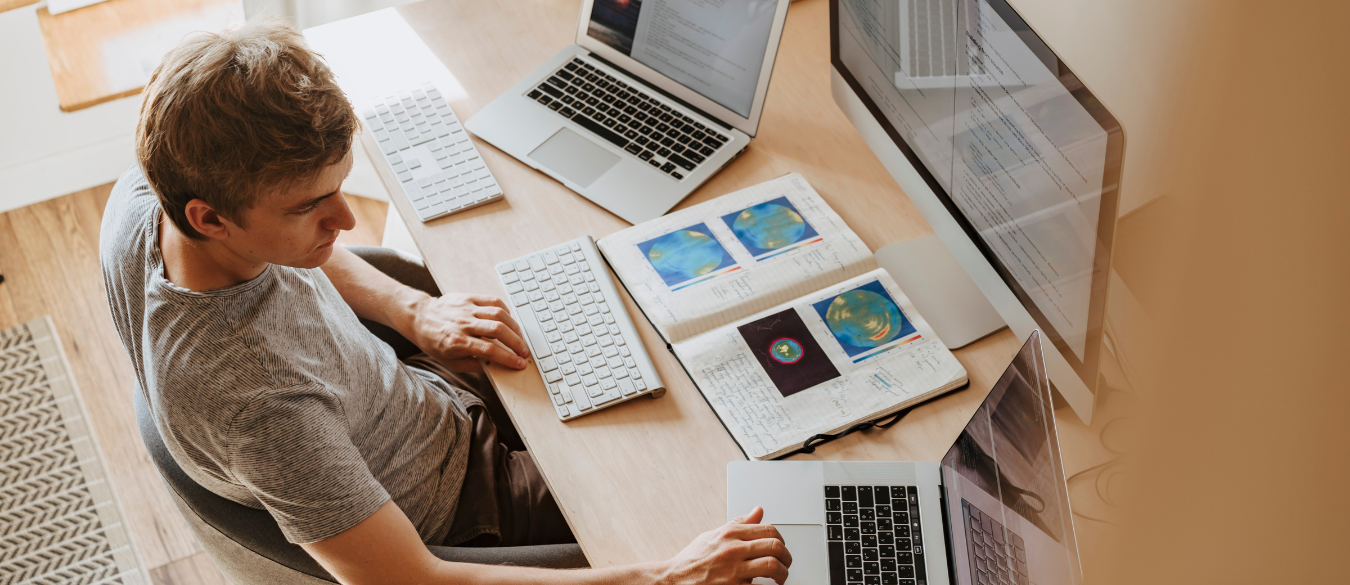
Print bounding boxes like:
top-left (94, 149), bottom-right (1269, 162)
top-left (772, 377), bottom-right (972, 460)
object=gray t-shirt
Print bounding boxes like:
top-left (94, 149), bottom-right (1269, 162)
top-left (100, 166), bottom-right (474, 544)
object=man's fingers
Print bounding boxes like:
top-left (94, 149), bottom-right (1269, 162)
top-left (473, 305), bottom-right (524, 335)
top-left (469, 319), bottom-right (529, 358)
top-left (738, 557), bottom-right (790, 585)
top-left (731, 506), bottom-right (765, 525)
top-left (744, 537), bottom-right (793, 568)
top-left (461, 337), bottom-right (527, 369)
top-left (468, 294), bottom-right (510, 311)
top-left (724, 522), bottom-right (783, 543)
top-left (472, 307), bottom-right (528, 357)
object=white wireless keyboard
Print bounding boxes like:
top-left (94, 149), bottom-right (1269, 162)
top-left (496, 236), bottom-right (665, 421)
top-left (362, 83), bottom-right (503, 222)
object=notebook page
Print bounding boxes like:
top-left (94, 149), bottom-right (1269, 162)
top-left (597, 173), bottom-right (876, 344)
top-left (672, 269), bottom-right (968, 459)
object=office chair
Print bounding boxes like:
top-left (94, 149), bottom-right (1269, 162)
top-left (133, 246), bottom-right (588, 584)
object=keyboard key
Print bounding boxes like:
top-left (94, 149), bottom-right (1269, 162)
top-left (573, 116), bottom-right (628, 149)
top-left (859, 486), bottom-right (874, 507)
top-left (573, 384), bottom-right (593, 410)
top-left (669, 151), bottom-right (702, 169)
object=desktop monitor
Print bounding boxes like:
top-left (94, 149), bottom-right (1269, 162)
top-left (829, 0), bottom-right (1124, 423)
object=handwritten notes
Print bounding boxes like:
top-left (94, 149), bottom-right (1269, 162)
top-left (675, 270), bottom-right (968, 459)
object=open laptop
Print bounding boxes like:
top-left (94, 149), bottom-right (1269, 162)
top-left (728, 331), bottom-right (1081, 585)
top-left (465, 0), bottom-right (791, 224)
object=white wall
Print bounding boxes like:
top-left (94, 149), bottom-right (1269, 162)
top-left (0, 2), bottom-right (393, 215)
top-left (1005, 0), bottom-right (1210, 216)
top-left (0, 4), bottom-right (142, 213)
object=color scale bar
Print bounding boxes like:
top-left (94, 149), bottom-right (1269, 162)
top-left (756, 237), bottom-right (824, 261)
top-left (671, 265), bottom-right (742, 291)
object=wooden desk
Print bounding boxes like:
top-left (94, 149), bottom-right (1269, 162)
top-left (367, 0), bottom-right (1033, 568)
top-left (35, 0), bottom-right (240, 112)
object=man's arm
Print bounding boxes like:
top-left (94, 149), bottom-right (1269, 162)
top-left (302, 501), bottom-right (791, 585)
top-left (320, 245), bottom-right (529, 371)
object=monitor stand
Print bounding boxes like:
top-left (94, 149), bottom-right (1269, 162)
top-left (876, 235), bottom-right (1006, 349)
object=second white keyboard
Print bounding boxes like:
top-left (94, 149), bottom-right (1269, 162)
top-left (497, 236), bottom-right (664, 421)
top-left (361, 83), bottom-right (504, 222)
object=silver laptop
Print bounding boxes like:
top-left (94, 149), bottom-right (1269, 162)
top-left (728, 331), bottom-right (1081, 585)
top-left (465, 0), bottom-right (791, 225)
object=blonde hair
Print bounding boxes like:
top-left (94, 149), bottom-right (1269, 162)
top-left (136, 19), bottom-right (358, 239)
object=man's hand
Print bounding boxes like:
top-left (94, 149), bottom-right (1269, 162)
top-left (407, 292), bottom-right (530, 372)
top-left (659, 507), bottom-right (792, 585)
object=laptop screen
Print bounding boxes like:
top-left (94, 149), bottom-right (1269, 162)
top-left (941, 331), bottom-right (1081, 585)
top-left (585, 0), bottom-right (778, 118)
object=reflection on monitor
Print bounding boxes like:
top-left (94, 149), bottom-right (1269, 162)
top-left (587, 0), bottom-right (778, 117)
top-left (830, 0), bottom-right (1125, 422)
top-left (941, 331), bottom-right (1080, 585)
top-left (840, 0), bottom-right (1107, 360)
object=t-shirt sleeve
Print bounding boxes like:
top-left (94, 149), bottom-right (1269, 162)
top-left (228, 384), bottom-right (391, 544)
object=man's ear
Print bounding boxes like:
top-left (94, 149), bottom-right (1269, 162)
top-left (183, 199), bottom-right (237, 240)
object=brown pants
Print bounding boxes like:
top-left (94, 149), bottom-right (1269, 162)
top-left (407, 356), bottom-right (577, 548)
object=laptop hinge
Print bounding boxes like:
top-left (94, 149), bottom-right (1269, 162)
top-left (585, 52), bottom-right (740, 135)
top-left (938, 477), bottom-right (959, 585)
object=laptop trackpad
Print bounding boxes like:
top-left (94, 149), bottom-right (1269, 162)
top-left (529, 127), bottom-right (619, 188)
top-left (753, 524), bottom-right (827, 585)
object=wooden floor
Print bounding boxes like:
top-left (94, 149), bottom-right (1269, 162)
top-left (0, 183), bottom-right (388, 585)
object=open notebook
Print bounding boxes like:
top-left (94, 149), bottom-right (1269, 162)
top-left (597, 174), bottom-right (968, 459)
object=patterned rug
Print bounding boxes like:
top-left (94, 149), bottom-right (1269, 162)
top-left (0, 317), bottom-right (146, 585)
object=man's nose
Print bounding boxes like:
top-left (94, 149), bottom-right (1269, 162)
top-left (325, 194), bottom-right (357, 232)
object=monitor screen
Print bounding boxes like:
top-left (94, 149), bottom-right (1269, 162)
top-left (941, 331), bottom-right (1080, 585)
top-left (831, 0), bottom-right (1123, 386)
top-left (586, 0), bottom-right (779, 118)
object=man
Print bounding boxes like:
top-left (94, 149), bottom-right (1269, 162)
top-left (101, 20), bottom-right (790, 585)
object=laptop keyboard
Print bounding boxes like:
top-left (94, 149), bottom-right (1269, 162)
top-left (826, 485), bottom-right (928, 585)
top-left (962, 500), bottom-right (1028, 585)
top-left (527, 58), bottom-right (731, 181)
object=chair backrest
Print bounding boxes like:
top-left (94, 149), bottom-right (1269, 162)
top-left (134, 386), bottom-right (340, 582)
top-left (135, 385), bottom-right (591, 578)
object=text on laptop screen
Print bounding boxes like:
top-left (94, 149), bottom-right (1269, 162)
top-left (587, 0), bottom-right (777, 118)
top-left (941, 332), bottom-right (1080, 585)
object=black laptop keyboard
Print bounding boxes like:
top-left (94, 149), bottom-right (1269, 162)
top-left (527, 58), bottom-right (730, 181)
top-left (825, 485), bottom-right (928, 585)
top-left (962, 500), bottom-right (1029, 585)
